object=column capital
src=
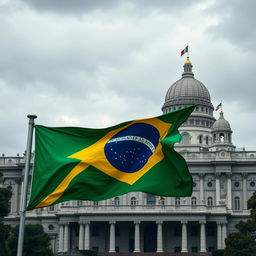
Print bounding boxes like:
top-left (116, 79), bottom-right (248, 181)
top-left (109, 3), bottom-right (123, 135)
top-left (79, 221), bottom-right (90, 225)
top-left (226, 172), bottom-right (232, 178)
top-left (134, 221), bottom-right (141, 224)
top-left (156, 220), bottom-right (163, 224)
top-left (242, 172), bottom-right (248, 178)
top-left (109, 221), bottom-right (116, 224)
top-left (199, 220), bottom-right (206, 224)
top-left (199, 173), bottom-right (205, 179)
top-left (215, 172), bottom-right (221, 178)
top-left (181, 220), bottom-right (188, 224)
top-left (59, 222), bottom-right (69, 225)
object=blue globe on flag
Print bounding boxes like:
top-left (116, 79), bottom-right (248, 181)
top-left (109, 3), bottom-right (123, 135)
top-left (104, 123), bottom-right (160, 173)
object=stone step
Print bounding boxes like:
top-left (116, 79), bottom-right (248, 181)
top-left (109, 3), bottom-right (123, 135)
top-left (99, 253), bottom-right (210, 256)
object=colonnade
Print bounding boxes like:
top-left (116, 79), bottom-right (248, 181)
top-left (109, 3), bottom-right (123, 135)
top-left (58, 220), bottom-right (228, 253)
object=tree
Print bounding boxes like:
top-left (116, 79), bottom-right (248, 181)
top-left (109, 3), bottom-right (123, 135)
top-left (224, 191), bottom-right (256, 256)
top-left (6, 224), bottom-right (53, 256)
top-left (0, 172), bottom-right (12, 256)
top-left (224, 232), bottom-right (255, 256)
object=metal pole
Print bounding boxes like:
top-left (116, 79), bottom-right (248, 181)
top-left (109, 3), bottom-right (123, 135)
top-left (17, 114), bottom-right (37, 256)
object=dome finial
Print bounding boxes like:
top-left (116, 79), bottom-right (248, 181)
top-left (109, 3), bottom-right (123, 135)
top-left (185, 56), bottom-right (192, 65)
top-left (182, 56), bottom-right (194, 77)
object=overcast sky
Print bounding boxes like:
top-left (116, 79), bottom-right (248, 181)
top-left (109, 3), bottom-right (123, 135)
top-left (0, 0), bottom-right (255, 155)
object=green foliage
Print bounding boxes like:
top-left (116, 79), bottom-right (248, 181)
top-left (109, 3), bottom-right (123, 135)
top-left (0, 173), bottom-right (12, 219)
top-left (236, 219), bottom-right (256, 234)
top-left (0, 223), bottom-right (11, 256)
top-left (6, 224), bottom-right (53, 256)
top-left (79, 250), bottom-right (98, 256)
top-left (212, 249), bottom-right (225, 256)
top-left (248, 191), bottom-right (256, 221)
top-left (224, 192), bottom-right (256, 256)
top-left (224, 232), bottom-right (256, 256)
top-left (0, 172), bottom-right (12, 256)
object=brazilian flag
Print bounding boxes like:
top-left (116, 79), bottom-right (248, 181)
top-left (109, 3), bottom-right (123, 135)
top-left (27, 106), bottom-right (194, 210)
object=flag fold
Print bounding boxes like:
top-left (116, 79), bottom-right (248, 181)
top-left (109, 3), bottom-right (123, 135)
top-left (27, 106), bottom-right (195, 210)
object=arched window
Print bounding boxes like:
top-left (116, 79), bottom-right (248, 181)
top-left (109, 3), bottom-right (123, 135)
top-left (199, 135), bottom-right (203, 144)
top-left (49, 205), bottom-right (55, 212)
top-left (206, 136), bottom-right (209, 145)
top-left (114, 197), bottom-right (120, 207)
top-left (207, 197), bottom-right (213, 207)
top-left (175, 197), bottom-right (180, 206)
top-left (213, 134), bottom-right (216, 142)
top-left (234, 196), bottom-right (240, 211)
top-left (93, 201), bottom-right (99, 207)
top-left (77, 200), bottom-right (82, 207)
top-left (181, 132), bottom-right (190, 145)
top-left (220, 133), bottom-right (225, 142)
top-left (131, 197), bottom-right (137, 207)
top-left (159, 197), bottom-right (165, 206)
top-left (147, 194), bottom-right (156, 205)
top-left (191, 197), bottom-right (197, 206)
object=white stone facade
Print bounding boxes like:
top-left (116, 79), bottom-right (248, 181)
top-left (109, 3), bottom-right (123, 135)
top-left (1, 59), bottom-right (256, 254)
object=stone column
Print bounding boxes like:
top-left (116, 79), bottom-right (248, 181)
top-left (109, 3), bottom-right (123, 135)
top-left (134, 221), bottom-right (140, 252)
top-left (215, 173), bottom-right (221, 205)
top-left (109, 221), bottom-right (116, 253)
top-left (58, 224), bottom-right (64, 253)
top-left (63, 223), bottom-right (70, 252)
top-left (242, 173), bottom-right (248, 210)
top-left (217, 222), bottom-right (222, 250)
top-left (156, 221), bottom-right (163, 252)
top-left (181, 221), bottom-right (188, 253)
top-left (79, 223), bottom-right (85, 250)
top-left (84, 221), bottom-right (90, 250)
top-left (200, 221), bottom-right (206, 253)
top-left (226, 173), bottom-right (232, 209)
top-left (50, 235), bottom-right (57, 253)
top-left (222, 223), bottom-right (227, 249)
top-left (199, 174), bottom-right (205, 204)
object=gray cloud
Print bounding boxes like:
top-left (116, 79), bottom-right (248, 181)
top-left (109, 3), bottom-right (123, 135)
top-left (0, 0), bottom-right (256, 155)
top-left (22, 0), bottom-right (199, 14)
top-left (206, 0), bottom-right (256, 50)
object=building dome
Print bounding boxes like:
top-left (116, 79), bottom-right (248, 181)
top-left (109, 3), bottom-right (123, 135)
top-left (163, 57), bottom-right (212, 107)
top-left (213, 112), bottom-right (231, 131)
top-left (164, 77), bottom-right (211, 105)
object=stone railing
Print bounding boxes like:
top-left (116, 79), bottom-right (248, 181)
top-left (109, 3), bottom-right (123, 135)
top-left (179, 150), bottom-right (256, 162)
top-left (56, 204), bottom-right (228, 215)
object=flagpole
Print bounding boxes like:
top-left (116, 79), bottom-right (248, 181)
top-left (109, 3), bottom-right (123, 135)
top-left (17, 114), bottom-right (37, 256)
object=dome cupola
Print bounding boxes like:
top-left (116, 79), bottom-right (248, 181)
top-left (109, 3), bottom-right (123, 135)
top-left (211, 111), bottom-right (235, 150)
top-left (213, 111), bottom-right (231, 131)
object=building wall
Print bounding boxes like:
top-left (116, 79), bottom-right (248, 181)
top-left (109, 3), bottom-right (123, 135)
top-left (1, 148), bottom-right (256, 253)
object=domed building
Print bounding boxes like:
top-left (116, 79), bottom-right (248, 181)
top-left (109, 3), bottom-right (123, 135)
top-left (163, 57), bottom-right (217, 152)
top-left (1, 59), bottom-right (256, 255)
